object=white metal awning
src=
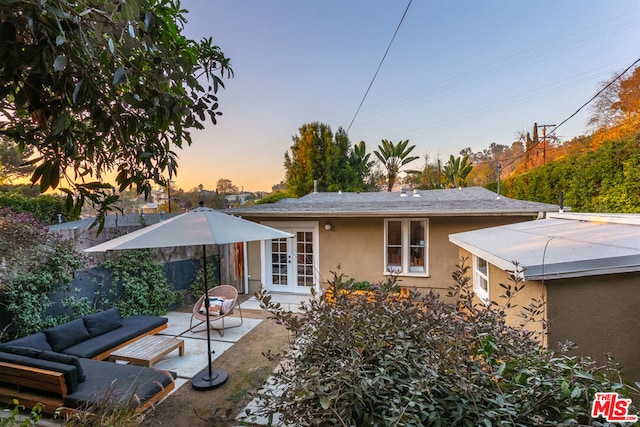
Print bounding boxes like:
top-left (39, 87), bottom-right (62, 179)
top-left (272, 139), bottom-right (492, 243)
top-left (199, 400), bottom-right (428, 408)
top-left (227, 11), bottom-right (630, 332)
top-left (449, 213), bottom-right (640, 281)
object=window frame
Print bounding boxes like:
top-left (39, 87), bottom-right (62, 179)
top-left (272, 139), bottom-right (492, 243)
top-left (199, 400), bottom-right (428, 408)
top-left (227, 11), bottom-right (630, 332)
top-left (473, 255), bottom-right (490, 304)
top-left (384, 218), bottom-right (428, 276)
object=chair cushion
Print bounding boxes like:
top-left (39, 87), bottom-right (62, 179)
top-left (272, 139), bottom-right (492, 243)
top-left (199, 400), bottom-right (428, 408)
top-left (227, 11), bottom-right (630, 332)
top-left (38, 350), bottom-right (86, 382)
top-left (44, 318), bottom-right (91, 352)
top-left (83, 308), bottom-right (123, 337)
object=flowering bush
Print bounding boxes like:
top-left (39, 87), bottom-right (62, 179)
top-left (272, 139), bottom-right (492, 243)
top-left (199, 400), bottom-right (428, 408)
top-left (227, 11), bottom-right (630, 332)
top-left (253, 260), bottom-right (638, 426)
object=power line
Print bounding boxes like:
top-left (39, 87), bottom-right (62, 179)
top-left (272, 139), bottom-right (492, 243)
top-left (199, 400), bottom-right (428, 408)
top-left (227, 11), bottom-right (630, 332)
top-left (502, 55), bottom-right (640, 170)
top-left (346, 0), bottom-right (412, 133)
top-left (549, 56), bottom-right (640, 136)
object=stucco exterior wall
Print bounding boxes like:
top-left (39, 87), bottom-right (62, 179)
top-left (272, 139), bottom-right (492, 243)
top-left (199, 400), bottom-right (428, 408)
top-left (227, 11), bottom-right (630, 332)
top-left (457, 248), bottom-right (547, 344)
top-left (546, 273), bottom-right (640, 383)
top-left (243, 214), bottom-right (536, 296)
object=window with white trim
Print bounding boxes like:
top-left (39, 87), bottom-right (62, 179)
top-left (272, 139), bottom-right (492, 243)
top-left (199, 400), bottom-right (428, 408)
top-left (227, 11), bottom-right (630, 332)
top-left (473, 255), bottom-right (489, 304)
top-left (384, 219), bottom-right (428, 275)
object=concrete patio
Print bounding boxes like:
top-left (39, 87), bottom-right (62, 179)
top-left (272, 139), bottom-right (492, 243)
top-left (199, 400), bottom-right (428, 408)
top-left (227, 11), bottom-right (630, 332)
top-left (0, 292), bottom-right (313, 426)
top-left (150, 292), bottom-right (312, 398)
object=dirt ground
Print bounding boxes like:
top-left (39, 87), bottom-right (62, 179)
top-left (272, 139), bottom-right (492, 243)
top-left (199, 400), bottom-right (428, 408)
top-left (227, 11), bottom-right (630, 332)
top-left (139, 296), bottom-right (291, 427)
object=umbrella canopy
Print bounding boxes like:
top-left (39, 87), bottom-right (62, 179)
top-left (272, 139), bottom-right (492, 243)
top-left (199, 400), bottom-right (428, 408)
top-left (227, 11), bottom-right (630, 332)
top-left (84, 206), bottom-right (292, 391)
top-left (85, 207), bottom-right (293, 252)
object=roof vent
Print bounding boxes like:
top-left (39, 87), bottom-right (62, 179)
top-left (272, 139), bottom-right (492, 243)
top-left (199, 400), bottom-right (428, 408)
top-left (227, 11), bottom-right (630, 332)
top-left (400, 187), bottom-right (408, 197)
top-left (413, 189), bottom-right (421, 197)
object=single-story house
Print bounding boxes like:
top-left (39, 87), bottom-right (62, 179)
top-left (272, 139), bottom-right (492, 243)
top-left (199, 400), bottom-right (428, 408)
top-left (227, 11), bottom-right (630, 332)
top-left (228, 187), bottom-right (560, 297)
top-left (449, 212), bottom-right (640, 383)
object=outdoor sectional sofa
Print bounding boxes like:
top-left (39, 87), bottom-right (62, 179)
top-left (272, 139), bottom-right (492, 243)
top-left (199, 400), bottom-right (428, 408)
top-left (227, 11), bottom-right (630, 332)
top-left (0, 308), bottom-right (174, 415)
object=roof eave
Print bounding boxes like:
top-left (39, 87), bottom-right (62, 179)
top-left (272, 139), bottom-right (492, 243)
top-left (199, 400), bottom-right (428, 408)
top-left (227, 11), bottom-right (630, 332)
top-left (526, 265), bottom-right (640, 281)
top-left (232, 210), bottom-right (553, 218)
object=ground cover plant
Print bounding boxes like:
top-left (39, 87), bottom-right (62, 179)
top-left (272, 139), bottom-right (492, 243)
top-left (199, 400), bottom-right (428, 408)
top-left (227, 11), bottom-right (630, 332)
top-left (254, 262), bottom-right (638, 426)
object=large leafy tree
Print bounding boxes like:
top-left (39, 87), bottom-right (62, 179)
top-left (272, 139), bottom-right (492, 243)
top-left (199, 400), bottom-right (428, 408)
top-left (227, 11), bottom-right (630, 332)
top-left (405, 154), bottom-right (443, 189)
top-left (0, 0), bottom-right (232, 230)
top-left (284, 122), bottom-right (369, 197)
top-left (373, 139), bottom-right (419, 191)
top-left (442, 155), bottom-right (473, 188)
top-left (589, 65), bottom-right (640, 144)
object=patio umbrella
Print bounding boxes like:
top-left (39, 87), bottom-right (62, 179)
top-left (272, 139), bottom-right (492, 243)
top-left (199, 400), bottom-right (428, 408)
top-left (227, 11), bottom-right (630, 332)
top-left (85, 205), bottom-right (293, 390)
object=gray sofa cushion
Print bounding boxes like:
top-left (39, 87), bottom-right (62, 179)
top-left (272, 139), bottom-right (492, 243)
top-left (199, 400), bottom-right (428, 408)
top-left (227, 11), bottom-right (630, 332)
top-left (0, 351), bottom-right (81, 392)
top-left (64, 358), bottom-right (174, 410)
top-left (44, 318), bottom-right (90, 352)
top-left (0, 345), bottom-right (43, 358)
top-left (4, 332), bottom-right (53, 351)
top-left (62, 315), bottom-right (168, 359)
top-left (83, 308), bottom-right (123, 337)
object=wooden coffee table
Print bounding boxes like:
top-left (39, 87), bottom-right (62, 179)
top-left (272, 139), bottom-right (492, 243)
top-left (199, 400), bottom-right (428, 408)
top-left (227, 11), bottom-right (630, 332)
top-left (109, 335), bottom-right (184, 367)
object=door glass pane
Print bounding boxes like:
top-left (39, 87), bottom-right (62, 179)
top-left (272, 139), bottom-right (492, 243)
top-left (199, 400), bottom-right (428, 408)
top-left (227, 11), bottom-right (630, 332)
top-left (270, 237), bottom-right (288, 287)
top-left (296, 231), bottom-right (314, 287)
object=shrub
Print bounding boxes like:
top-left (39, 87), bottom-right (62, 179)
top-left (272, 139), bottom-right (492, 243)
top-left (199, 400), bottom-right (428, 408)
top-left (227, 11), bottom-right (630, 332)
top-left (104, 249), bottom-right (180, 316)
top-left (253, 261), bottom-right (638, 426)
top-left (0, 192), bottom-right (75, 224)
top-left (0, 209), bottom-right (85, 340)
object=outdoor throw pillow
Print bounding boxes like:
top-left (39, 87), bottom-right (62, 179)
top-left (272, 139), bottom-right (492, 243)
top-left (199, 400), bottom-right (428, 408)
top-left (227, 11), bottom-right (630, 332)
top-left (199, 297), bottom-right (223, 316)
top-left (38, 350), bottom-right (86, 382)
top-left (44, 318), bottom-right (90, 352)
top-left (83, 308), bottom-right (123, 337)
top-left (0, 345), bottom-right (43, 358)
top-left (220, 298), bottom-right (235, 315)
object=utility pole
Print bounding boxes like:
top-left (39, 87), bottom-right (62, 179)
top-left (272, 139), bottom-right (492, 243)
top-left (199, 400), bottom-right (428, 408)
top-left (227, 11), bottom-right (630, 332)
top-left (538, 124), bottom-right (556, 164)
top-left (496, 164), bottom-right (502, 199)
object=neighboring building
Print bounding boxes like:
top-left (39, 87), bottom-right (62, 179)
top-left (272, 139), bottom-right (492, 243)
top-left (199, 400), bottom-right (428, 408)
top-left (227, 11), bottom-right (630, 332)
top-left (228, 187), bottom-right (559, 297)
top-left (449, 212), bottom-right (640, 383)
top-left (49, 212), bottom-right (179, 253)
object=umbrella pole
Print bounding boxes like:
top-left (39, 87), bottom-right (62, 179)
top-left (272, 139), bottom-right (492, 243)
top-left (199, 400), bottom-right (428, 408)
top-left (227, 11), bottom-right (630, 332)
top-left (192, 245), bottom-right (228, 390)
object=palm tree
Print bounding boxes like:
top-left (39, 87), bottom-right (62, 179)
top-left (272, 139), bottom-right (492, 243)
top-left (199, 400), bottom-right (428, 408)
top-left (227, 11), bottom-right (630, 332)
top-left (373, 139), bottom-right (419, 191)
top-left (442, 155), bottom-right (473, 188)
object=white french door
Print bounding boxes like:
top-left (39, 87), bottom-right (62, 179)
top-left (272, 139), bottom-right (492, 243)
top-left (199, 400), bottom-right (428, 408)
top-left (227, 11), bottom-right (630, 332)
top-left (262, 222), bottom-right (319, 293)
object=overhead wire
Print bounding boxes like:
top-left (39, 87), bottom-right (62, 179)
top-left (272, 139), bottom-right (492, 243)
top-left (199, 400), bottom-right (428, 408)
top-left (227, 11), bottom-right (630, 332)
top-left (346, 0), bottom-right (412, 133)
top-left (500, 56), bottom-right (640, 171)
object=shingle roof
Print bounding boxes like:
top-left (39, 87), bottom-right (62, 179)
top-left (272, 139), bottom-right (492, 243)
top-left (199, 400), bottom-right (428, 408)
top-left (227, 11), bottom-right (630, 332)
top-left (449, 212), bottom-right (640, 280)
top-left (229, 187), bottom-right (560, 217)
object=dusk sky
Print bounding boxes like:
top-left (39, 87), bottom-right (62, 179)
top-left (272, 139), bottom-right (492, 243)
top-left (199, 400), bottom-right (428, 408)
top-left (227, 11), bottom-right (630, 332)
top-left (174, 1), bottom-right (640, 192)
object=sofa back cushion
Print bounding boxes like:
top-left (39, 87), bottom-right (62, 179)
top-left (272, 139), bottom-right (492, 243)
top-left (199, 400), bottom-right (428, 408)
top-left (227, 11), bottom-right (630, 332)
top-left (44, 318), bottom-right (90, 352)
top-left (0, 345), bottom-right (43, 358)
top-left (3, 332), bottom-right (53, 352)
top-left (82, 308), bottom-right (123, 337)
top-left (38, 350), bottom-right (86, 382)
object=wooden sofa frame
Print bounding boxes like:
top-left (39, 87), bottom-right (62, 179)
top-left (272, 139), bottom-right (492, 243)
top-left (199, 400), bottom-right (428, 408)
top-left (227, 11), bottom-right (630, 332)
top-left (0, 323), bottom-right (170, 415)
